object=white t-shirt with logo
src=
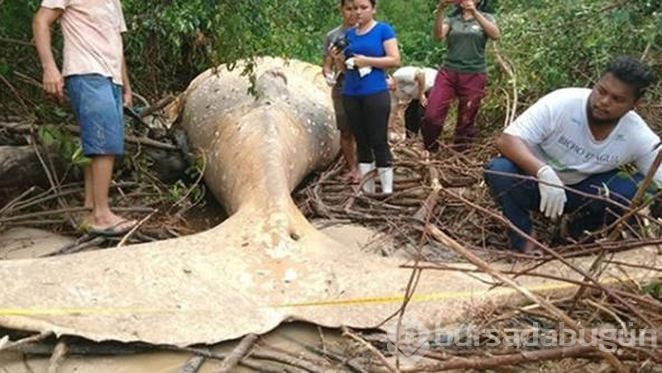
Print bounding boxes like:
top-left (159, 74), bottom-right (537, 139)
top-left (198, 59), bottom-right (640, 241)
top-left (41, 0), bottom-right (127, 85)
top-left (504, 88), bottom-right (662, 186)
top-left (392, 66), bottom-right (437, 103)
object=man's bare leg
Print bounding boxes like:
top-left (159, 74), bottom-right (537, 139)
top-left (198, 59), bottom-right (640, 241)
top-left (89, 155), bottom-right (134, 231)
top-left (80, 165), bottom-right (94, 226)
top-left (340, 130), bottom-right (359, 183)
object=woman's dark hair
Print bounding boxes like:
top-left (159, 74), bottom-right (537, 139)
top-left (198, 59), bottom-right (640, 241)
top-left (343, 0), bottom-right (375, 6)
top-left (604, 56), bottom-right (657, 99)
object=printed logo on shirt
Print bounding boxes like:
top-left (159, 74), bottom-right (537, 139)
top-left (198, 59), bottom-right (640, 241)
top-left (558, 135), bottom-right (621, 164)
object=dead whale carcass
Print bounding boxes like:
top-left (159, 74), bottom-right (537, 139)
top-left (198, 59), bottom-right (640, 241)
top-left (181, 58), bottom-right (340, 216)
top-left (0, 57), bottom-right (658, 348)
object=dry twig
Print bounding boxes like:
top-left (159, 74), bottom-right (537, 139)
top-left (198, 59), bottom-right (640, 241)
top-left (215, 333), bottom-right (258, 373)
top-left (425, 224), bottom-right (626, 372)
top-left (342, 326), bottom-right (400, 373)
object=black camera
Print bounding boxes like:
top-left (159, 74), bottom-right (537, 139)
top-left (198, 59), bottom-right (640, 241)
top-left (331, 35), bottom-right (349, 52)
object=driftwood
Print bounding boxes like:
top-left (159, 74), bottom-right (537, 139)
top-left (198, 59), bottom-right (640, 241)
top-left (180, 354), bottom-right (206, 373)
top-left (47, 339), bottom-right (67, 373)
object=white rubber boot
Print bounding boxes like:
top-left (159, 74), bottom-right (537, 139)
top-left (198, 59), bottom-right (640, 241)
top-left (378, 167), bottom-right (394, 194)
top-left (358, 163), bottom-right (376, 193)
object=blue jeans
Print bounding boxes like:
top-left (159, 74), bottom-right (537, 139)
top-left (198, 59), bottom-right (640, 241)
top-left (484, 157), bottom-right (645, 251)
top-left (66, 74), bottom-right (124, 156)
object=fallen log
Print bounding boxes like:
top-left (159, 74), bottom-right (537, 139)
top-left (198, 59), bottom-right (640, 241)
top-left (0, 145), bottom-right (63, 188)
top-left (0, 122), bottom-right (188, 185)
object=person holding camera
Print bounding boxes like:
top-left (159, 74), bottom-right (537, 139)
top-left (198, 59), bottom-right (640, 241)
top-left (422, 0), bottom-right (499, 153)
top-left (335, 0), bottom-right (400, 194)
top-left (323, 0), bottom-right (359, 184)
top-left (484, 56), bottom-right (661, 254)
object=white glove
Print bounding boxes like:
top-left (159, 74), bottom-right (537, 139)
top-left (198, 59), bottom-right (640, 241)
top-left (325, 72), bottom-right (336, 86)
top-left (537, 165), bottom-right (567, 219)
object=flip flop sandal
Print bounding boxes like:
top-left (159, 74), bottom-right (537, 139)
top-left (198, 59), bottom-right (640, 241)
top-left (89, 219), bottom-right (137, 237)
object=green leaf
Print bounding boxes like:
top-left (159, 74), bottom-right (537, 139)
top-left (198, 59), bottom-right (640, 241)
top-left (642, 281), bottom-right (662, 300)
top-left (53, 106), bottom-right (68, 118)
top-left (38, 126), bottom-right (56, 146)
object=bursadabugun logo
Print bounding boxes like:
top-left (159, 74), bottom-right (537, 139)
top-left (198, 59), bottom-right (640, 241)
top-left (386, 313), bottom-right (430, 367)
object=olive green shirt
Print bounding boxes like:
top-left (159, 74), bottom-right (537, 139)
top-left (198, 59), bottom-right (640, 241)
top-left (443, 12), bottom-right (495, 73)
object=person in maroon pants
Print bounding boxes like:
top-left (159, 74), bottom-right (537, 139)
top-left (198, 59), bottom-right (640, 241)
top-left (422, 0), bottom-right (499, 153)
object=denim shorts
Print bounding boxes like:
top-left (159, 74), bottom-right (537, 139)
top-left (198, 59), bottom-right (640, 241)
top-left (65, 74), bottom-right (124, 156)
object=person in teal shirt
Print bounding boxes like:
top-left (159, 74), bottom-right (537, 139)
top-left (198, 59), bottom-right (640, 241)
top-left (422, 0), bottom-right (500, 153)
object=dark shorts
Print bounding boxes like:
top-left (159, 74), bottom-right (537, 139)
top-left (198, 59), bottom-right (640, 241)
top-left (65, 74), bottom-right (125, 156)
top-left (331, 74), bottom-right (350, 133)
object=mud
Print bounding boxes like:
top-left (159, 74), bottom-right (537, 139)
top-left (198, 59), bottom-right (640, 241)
top-left (1, 322), bottom-right (348, 372)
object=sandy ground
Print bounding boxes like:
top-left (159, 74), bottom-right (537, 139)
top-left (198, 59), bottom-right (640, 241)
top-left (0, 228), bottom-right (74, 259)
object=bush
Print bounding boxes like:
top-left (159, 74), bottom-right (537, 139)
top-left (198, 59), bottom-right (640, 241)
top-left (1, 0), bottom-right (660, 126)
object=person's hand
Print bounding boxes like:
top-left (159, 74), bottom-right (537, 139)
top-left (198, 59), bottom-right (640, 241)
top-left (387, 75), bottom-right (396, 91)
top-left (328, 46), bottom-right (345, 64)
top-left (419, 93), bottom-right (429, 107)
top-left (42, 66), bottom-right (64, 103)
top-left (324, 72), bottom-right (336, 87)
top-left (122, 87), bottom-right (133, 108)
top-left (461, 0), bottom-right (477, 13)
top-left (537, 165), bottom-right (566, 219)
top-left (436, 0), bottom-right (454, 11)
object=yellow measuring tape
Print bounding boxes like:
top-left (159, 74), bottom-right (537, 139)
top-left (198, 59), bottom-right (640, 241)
top-left (275, 279), bottom-right (587, 308)
top-left (0, 277), bottom-right (624, 316)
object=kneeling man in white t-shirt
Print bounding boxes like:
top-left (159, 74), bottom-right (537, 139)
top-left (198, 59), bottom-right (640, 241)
top-left (485, 56), bottom-right (661, 253)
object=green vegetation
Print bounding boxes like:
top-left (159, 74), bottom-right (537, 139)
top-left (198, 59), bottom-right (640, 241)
top-left (1, 0), bottom-right (660, 124)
